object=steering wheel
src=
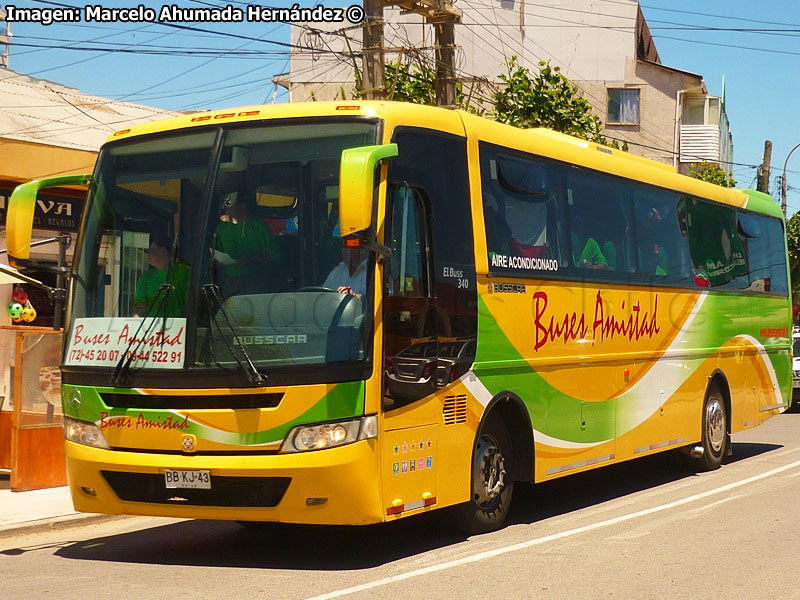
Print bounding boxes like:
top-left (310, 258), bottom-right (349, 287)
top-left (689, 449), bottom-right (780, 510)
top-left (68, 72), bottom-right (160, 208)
top-left (296, 286), bottom-right (337, 292)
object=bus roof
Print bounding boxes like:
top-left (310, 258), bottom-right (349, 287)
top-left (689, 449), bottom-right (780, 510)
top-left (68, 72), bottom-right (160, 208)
top-left (106, 101), bottom-right (783, 220)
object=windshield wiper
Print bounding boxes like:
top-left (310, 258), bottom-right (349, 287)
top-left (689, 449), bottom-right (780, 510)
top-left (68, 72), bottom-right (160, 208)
top-left (202, 284), bottom-right (268, 386)
top-left (110, 283), bottom-right (172, 386)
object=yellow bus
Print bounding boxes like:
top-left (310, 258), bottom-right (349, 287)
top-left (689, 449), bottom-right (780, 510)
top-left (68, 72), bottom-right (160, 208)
top-left (7, 102), bottom-right (792, 533)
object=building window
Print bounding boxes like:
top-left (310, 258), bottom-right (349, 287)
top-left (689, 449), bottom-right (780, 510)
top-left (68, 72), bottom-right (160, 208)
top-left (683, 96), bottom-right (721, 126)
top-left (607, 88), bottom-right (640, 124)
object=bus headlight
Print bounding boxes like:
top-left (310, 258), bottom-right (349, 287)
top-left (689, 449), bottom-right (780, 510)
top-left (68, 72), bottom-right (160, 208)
top-left (280, 415), bottom-right (378, 453)
top-left (64, 417), bottom-right (110, 449)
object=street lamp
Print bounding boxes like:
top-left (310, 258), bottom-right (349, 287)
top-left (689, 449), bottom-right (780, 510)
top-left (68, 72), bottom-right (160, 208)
top-left (782, 142), bottom-right (800, 217)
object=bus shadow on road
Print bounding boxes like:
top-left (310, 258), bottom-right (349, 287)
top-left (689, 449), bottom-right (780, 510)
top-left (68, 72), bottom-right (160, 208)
top-left (507, 441), bottom-right (782, 526)
top-left (52, 442), bottom-right (782, 570)
top-left (52, 513), bottom-right (464, 570)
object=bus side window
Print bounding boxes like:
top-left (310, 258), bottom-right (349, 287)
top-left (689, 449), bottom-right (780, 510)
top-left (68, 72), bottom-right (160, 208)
top-left (483, 153), bottom-right (555, 263)
top-left (632, 188), bottom-right (693, 283)
top-left (383, 185), bottom-right (436, 409)
top-left (684, 198), bottom-right (747, 288)
top-left (738, 213), bottom-right (789, 294)
top-left (387, 186), bottom-right (428, 297)
top-left (564, 169), bottom-right (632, 274)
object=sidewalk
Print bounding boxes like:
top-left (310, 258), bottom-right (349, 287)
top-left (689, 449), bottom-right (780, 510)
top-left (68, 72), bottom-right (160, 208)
top-left (0, 480), bottom-right (118, 537)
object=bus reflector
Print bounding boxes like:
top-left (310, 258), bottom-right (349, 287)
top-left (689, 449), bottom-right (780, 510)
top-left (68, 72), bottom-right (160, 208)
top-left (238, 111), bottom-right (260, 117)
top-left (191, 116), bottom-right (212, 122)
top-left (113, 129), bottom-right (130, 136)
top-left (386, 496), bottom-right (436, 515)
top-left (336, 105), bottom-right (361, 111)
top-left (344, 238), bottom-right (361, 248)
top-left (214, 113), bottom-right (235, 119)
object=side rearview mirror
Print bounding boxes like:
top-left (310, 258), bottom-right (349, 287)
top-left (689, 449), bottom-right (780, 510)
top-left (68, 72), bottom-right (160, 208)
top-left (339, 144), bottom-right (398, 239)
top-left (7, 174), bottom-right (91, 261)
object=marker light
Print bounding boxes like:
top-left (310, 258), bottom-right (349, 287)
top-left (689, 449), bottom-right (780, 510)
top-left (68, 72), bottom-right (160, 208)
top-left (64, 416), bottom-right (110, 449)
top-left (280, 415), bottom-right (378, 453)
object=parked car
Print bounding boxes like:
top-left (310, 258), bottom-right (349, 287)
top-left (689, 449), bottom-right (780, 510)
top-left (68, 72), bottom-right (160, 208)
top-left (384, 338), bottom-right (476, 402)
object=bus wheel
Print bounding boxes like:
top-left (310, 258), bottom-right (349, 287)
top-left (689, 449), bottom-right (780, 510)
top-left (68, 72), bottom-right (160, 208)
top-left (689, 382), bottom-right (727, 471)
top-left (451, 412), bottom-right (515, 534)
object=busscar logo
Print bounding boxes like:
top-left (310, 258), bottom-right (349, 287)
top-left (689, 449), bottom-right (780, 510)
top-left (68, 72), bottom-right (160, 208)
top-left (234, 334), bottom-right (308, 346)
top-left (491, 283), bottom-right (527, 294)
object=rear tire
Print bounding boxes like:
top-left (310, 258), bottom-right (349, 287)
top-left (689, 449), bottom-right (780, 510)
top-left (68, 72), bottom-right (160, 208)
top-left (688, 382), bottom-right (727, 471)
top-left (448, 412), bottom-right (515, 534)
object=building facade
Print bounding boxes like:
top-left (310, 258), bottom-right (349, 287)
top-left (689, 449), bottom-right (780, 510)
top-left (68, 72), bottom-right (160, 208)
top-left (280, 0), bottom-right (732, 174)
top-left (0, 67), bottom-right (177, 325)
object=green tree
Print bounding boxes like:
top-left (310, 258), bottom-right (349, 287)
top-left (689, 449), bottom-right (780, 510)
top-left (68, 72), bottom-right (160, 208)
top-left (786, 212), bottom-right (800, 302)
top-left (491, 57), bottom-right (609, 144)
top-left (688, 162), bottom-right (737, 188)
top-left (353, 56), bottom-right (615, 145)
top-left (384, 61), bottom-right (437, 105)
top-left (353, 59), bottom-right (470, 108)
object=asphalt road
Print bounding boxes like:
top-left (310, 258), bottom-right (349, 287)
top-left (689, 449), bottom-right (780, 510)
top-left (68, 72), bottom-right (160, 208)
top-left (3, 411), bottom-right (800, 600)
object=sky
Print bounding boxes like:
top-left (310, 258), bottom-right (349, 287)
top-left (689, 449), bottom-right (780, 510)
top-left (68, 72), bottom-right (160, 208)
top-left (3, 0), bottom-right (800, 213)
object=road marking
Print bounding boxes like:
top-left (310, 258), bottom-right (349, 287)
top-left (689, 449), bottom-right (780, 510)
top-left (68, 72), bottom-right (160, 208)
top-left (306, 458), bottom-right (800, 600)
top-left (687, 495), bottom-right (741, 514)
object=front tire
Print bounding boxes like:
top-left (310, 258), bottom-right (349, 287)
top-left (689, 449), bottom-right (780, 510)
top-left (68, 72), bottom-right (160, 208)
top-left (689, 382), bottom-right (727, 471)
top-left (449, 412), bottom-right (515, 534)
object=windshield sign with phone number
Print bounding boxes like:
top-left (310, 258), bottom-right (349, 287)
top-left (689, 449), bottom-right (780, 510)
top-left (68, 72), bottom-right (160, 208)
top-left (65, 317), bottom-right (186, 369)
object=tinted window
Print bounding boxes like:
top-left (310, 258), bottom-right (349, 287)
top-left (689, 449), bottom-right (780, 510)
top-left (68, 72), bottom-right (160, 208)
top-left (387, 186), bottom-right (428, 297)
top-left (479, 142), bottom-right (788, 295)
top-left (683, 199), bottom-right (747, 289)
top-left (738, 213), bottom-right (788, 294)
top-left (565, 167), bottom-right (632, 274)
top-left (482, 147), bottom-right (565, 274)
top-left (631, 187), bottom-right (692, 284)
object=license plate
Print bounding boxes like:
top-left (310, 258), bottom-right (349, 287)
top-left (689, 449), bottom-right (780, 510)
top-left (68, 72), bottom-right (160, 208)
top-left (164, 469), bottom-right (211, 489)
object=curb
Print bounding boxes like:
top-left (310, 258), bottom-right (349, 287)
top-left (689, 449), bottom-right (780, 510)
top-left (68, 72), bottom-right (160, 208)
top-left (0, 513), bottom-right (128, 539)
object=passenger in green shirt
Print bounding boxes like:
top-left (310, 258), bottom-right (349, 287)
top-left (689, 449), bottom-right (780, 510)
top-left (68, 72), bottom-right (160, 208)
top-left (214, 197), bottom-right (281, 280)
top-left (133, 239), bottom-right (191, 318)
top-left (571, 227), bottom-right (609, 270)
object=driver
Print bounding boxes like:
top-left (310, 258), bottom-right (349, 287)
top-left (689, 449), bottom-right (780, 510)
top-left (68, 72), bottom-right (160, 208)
top-left (322, 247), bottom-right (368, 299)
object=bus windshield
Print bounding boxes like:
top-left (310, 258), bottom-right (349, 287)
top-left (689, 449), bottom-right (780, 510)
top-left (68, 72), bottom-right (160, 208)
top-left (66, 120), bottom-right (378, 379)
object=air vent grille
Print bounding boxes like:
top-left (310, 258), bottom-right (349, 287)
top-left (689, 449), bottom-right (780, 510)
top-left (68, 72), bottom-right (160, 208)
top-left (443, 394), bottom-right (468, 425)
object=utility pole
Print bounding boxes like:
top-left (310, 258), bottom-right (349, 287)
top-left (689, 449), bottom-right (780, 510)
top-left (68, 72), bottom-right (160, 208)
top-left (361, 0), bottom-right (386, 100)
top-left (431, 1), bottom-right (460, 107)
top-left (782, 142), bottom-right (800, 218)
top-left (778, 175), bottom-right (785, 217)
top-left (757, 140), bottom-right (772, 194)
top-left (384, 0), bottom-right (461, 107)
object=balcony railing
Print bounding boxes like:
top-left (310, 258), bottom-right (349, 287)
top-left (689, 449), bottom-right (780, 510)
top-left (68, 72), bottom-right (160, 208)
top-left (679, 124), bottom-right (721, 164)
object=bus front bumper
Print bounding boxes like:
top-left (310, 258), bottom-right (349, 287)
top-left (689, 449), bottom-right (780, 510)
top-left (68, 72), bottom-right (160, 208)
top-left (64, 438), bottom-right (384, 525)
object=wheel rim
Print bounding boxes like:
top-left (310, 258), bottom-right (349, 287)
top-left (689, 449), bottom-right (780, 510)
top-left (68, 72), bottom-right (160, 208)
top-left (473, 434), bottom-right (506, 508)
top-left (706, 395), bottom-right (726, 454)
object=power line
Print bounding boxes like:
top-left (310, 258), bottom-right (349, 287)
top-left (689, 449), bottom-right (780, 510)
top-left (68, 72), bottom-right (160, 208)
top-left (634, 1), bottom-right (800, 28)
